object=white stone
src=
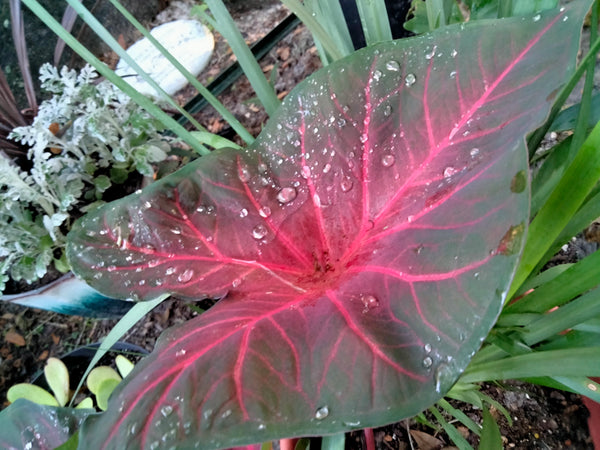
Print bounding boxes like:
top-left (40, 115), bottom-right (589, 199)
top-left (116, 19), bottom-right (214, 97)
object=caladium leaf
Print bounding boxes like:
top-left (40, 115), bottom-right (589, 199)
top-left (0, 399), bottom-right (93, 449)
top-left (67, 3), bottom-right (589, 449)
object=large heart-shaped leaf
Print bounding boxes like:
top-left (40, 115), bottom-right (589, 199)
top-left (67, 3), bottom-right (588, 448)
top-left (0, 399), bottom-right (93, 449)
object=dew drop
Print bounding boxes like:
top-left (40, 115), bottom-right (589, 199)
top-left (404, 73), bottom-right (416, 87)
top-left (160, 405), bottom-right (173, 417)
top-left (562, 15), bottom-right (568, 22)
top-left (361, 294), bottom-right (379, 313)
top-left (259, 207), bottom-right (272, 218)
top-left (337, 118), bottom-right (346, 127)
top-left (470, 148), bottom-right (480, 157)
top-left (425, 45), bottom-right (437, 59)
top-left (301, 165), bottom-right (312, 179)
top-left (165, 267), bottom-right (176, 275)
top-left (424, 343), bottom-right (432, 353)
top-left (451, 49), bottom-right (458, 58)
top-left (322, 163), bottom-right (332, 174)
top-left (252, 224), bottom-right (268, 240)
top-left (443, 166), bottom-right (459, 178)
top-left (533, 13), bottom-right (541, 22)
top-left (315, 406), bottom-right (329, 420)
top-left (385, 60), bottom-right (400, 72)
top-left (338, 178), bottom-right (353, 194)
top-left (143, 201), bottom-right (152, 210)
top-left (434, 363), bottom-right (453, 393)
top-left (239, 208), bottom-right (248, 218)
top-left (177, 269), bottom-right (194, 283)
top-left (372, 69), bottom-right (382, 81)
top-left (449, 71), bottom-right (457, 79)
top-left (407, 215), bottom-right (415, 223)
top-left (176, 349), bottom-right (186, 357)
top-left (381, 154), bottom-right (395, 167)
top-left (237, 166), bottom-right (251, 183)
top-left (170, 226), bottom-right (182, 235)
top-left (258, 423), bottom-right (266, 431)
top-left (383, 104), bottom-right (392, 116)
top-left (360, 133), bottom-right (368, 143)
top-left (221, 409), bottom-right (232, 419)
top-left (423, 357), bottom-right (433, 368)
top-left (343, 420), bottom-right (361, 427)
top-left (277, 187), bottom-right (297, 204)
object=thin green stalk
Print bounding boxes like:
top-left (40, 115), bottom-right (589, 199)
top-left (310, 0), bottom-right (355, 56)
top-left (69, 295), bottom-right (168, 406)
top-left (321, 434), bottom-right (346, 450)
top-left (506, 248), bottom-right (600, 314)
top-left (429, 406), bottom-right (474, 450)
top-left (527, 32), bottom-right (600, 157)
top-left (461, 347), bottom-right (600, 383)
top-left (204, 0), bottom-right (280, 116)
top-left (355, 0), bottom-right (393, 45)
top-left (21, 0), bottom-right (209, 156)
top-left (521, 286), bottom-right (600, 346)
top-left (279, 0), bottom-right (344, 61)
top-left (64, 0), bottom-right (206, 137)
top-left (568, 0), bottom-right (597, 154)
top-left (510, 119), bottom-right (600, 299)
top-left (108, 0), bottom-right (253, 145)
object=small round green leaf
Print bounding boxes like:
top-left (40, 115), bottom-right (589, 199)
top-left (75, 397), bottom-right (95, 410)
top-left (86, 366), bottom-right (121, 396)
top-left (7, 383), bottom-right (59, 407)
top-left (115, 355), bottom-right (135, 379)
top-left (44, 357), bottom-right (70, 406)
top-left (96, 378), bottom-right (122, 411)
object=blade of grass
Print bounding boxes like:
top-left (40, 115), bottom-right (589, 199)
top-left (512, 263), bottom-right (572, 299)
top-left (21, 0), bottom-right (209, 156)
top-left (535, 188), bottom-right (600, 274)
top-left (321, 434), bottom-right (346, 450)
top-left (203, 0), bottom-right (279, 116)
top-left (108, 0), bottom-right (253, 145)
top-left (355, 0), bottom-right (393, 45)
top-left (479, 408), bottom-right (503, 450)
top-left (552, 376), bottom-right (600, 402)
top-left (310, 0), bottom-right (354, 57)
top-left (520, 286), bottom-right (600, 346)
top-left (68, 294), bottom-right (169, 407)
top-left (461, 347), bottom-right (600, 383)
top-left (437, 398), bottom-right (482, 437)
top-left (279, 0), bottom-right (344, 61)
top-left (527, 31), bottom-right (600, 157)
top-left (428, 406), bottom-right (474, 450)
top-left (506, 248), bottom-right (600, 314)
top-left (510, 119), bottom-right (600, 299)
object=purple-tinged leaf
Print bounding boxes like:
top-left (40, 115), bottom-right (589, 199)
top-left (67, 3), bottom-right (589, 449)
top-left (0, 399), bottom-right (93, 449)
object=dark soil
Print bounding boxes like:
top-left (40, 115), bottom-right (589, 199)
top-left (0, 1), bottom-right (595, 449)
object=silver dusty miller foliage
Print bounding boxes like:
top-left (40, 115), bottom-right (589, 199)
top-left (1, 64), bottom-right (172, 293)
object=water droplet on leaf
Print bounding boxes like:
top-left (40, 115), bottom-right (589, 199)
top-left (277, 187), bottom-right (297, 204)
top-left (423, 357), bottom-right (433, 368)
top-left (381, 154), bottom-right (395, 167)
top-left (160, 405), bottom-right (173, 417)
top-left (239, 208), bottom-right (248, 218)
top-left (434, 363), bottom-right (453, 393)
top-left (361, 294), bottom-right (379, 313)
top-left (443, 166), bottom-right (459, 178)
top-left (340, 179), bottom-right (353, 192)
top-left (425, 45), bottom-right (437, 59)
top-left (252, 224), bottom-right (268, 240)
top-left (404, 73), bottom-right (416, 87)
top-left (177, 269), bottom-right (194, 283)
top-left (372, 69), bottom-right (382, 81)
top-left (533, 13), bottom-right (541, 22)
top-left (385, 60), bottom-right (400, 71)
top-left (383, 105), bottom-right (392, 116)
top-left (301, 166), bottom-right (311, 179)
top-left (259, 207), bottom-right (272, 218)
top-left (315, 406), bottom-right (329, 420)
top-left (424, 343), bottom-right (432, 353)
